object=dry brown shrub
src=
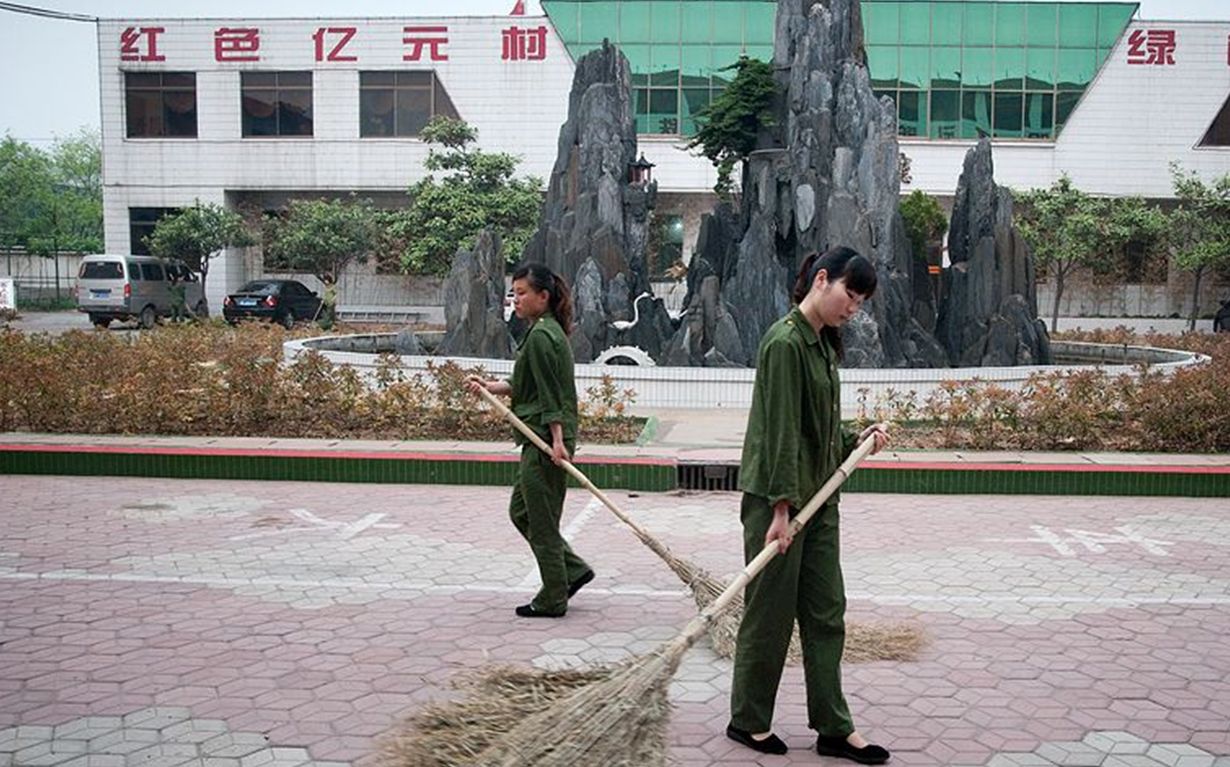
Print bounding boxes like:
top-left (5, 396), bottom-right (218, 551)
top-left (0, 324), bottom-right (643, 443)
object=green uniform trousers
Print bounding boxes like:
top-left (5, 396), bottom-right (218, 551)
top-left (729, 492), bottom-right (854, 737)
top-left (508, 444), bottom-right (591, 613)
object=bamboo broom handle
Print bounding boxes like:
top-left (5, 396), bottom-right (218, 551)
top-left (475, 386), bottom-right (671, 556)
top-left (675, 434), bottom-right (880, 645)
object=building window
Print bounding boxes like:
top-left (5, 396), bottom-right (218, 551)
top-left (541, 0), bottom-right (1137, 141)
top-left (359, 71), bottom-right (459, 137)
top-left (1199, 94), bottom-right (1230, 147)
top-left (128, 207), bottom-right (179, 255)
top-left (241, 72), bottom-right (313, 137)
top-left (125, 72), bottom-right (197, 138)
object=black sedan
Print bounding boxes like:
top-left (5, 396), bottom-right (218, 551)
top-left (222, 279), bottom-right (322, 329)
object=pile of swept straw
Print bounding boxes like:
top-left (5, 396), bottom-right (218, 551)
top-left (379, 665), bottom-right (618, 767)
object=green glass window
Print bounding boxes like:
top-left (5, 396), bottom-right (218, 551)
top-left (548, 2), bottom-right (578, 41)
top-left (994, 46), bottom-right (1025, 89)
top-left (993, 92), bottom-right (1023, 138)
top-left (930, 89), bottom-right (960, 139)
top-left (542, 0), bottom-right (1134, 141)
top-left (648, 88), bottom-right (679, 133)
top-left (1059, 4), bottom-right (1098, 48)
top-left (899, 3), bottom-right (930, 46)
top-left (863, 2), bottom-right (899, 44)
top-left (1026, 47), bottom-right (1056, 90)
top-left (930, 46), bottom-right (961, 89)
top-left (634, 87), bottom-right (650, 133)
top-left (899, 46), bottom-right (928, 90)
top-left (1024, 91), bottom-right (1054, 139)
top-left (681, 87), bottom-right (710, 134)
top-left (650, 1), bottom-right (680, 44)
top-left (1026, 3), bottom-right (1058, 48)
top-left (964, 3), bottom-right (994, 46)
top-left (961, 47), bottom-right (993, 88)
top-left (1098, 5), bottom-right (1135, 48)
top-left (745, 3), bottom-right (775, 44)
top-left (681, 44), bottom-right (711, 79)
top-left (1057, 48), bottom-right (1096, 90)
top-left (1056, 90), bottom-right (1082, 131)
top-left (710, 44), bottom-right (744, 76)
top-left (961, 89), bottom-right (992, 138)
top-left (931, 3), bottom-right (963, 46)
top-left (996, 3), bottom-right (1026, 46)
top-left (868, 45), bottom-right (899, 89)
top-left (713, 6), bottom-right (743, 44)
top-left (898, 90), bottom-right (926, 137)
top-left (579, 2), bottom-right (617, 43)
top-left (650, 44), bottom-right (679, 80)
top-left (681, 2), bottom-right (712, 44)
top-left (620, 4), bottom-right (651, 41)
top-left (623, 43), bottom-right (651, 83)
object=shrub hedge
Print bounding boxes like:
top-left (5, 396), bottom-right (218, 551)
top-left (0, 323), bottom-right (643, 444)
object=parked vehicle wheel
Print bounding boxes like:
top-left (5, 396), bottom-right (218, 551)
top-left (139, 305), bottom-right (157, 329)
top-left (280, 310), bottom-right (295, 330)
top-left (89, 314), bottom-right (112, 329)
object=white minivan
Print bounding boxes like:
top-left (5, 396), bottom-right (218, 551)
top-left (75, 254), bottom-right (205, 329)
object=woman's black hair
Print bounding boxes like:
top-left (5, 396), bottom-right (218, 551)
top-left (791, 246), bottom-right (877, 360)
top-left (512, 262), bottom-right (573, 335)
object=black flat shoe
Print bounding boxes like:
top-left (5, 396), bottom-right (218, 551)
top-left (815, 735), bottom-right (890, 765)
top-left (726, 724), bottom-right (788, 755)
top-left (515, 603), bottom-right (566, 618)
top-left (567, 570), bottom-right (595, 598)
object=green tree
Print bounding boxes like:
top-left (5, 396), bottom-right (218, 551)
top-left (147, 202), bottom-right (254, 316)
top-left (686, 56), bottom-right (776, 198)
top-left (1169, 164), bottom-right (1230, 330)
top-left (265, 196), bottom-right (380, 325)
top-left (899, 190), bottom-right (948, 261)
top-left (0, 130), bottom-right (103, 300)
top-left (393, 117), bottom-right (542, 275)
top-left (1016, 177), bottom-right (1116, 332)
top-left (0, 135), bottom-right (55, 250)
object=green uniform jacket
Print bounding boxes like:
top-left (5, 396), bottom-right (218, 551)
top-left (738, 306), bottom-right (857, 510)
top-left (509, 315), bottom-right (578, 447)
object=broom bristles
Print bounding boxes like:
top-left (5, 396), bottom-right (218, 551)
top-left (472, 640), bottom-right (690, 767)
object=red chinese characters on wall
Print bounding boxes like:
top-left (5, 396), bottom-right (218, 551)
top-left (120, 27), bottom-right (166, 62)
top-left (501, 26), bottom-right (548, 61)
top-left (403, 26), bottom-right (449, 61)
top-left (313, 27), bottom-right (358, 62)
top-left (215, 27), bottom-right (261, 62)
top-left (1127, 29), bottom-right (1176, 66)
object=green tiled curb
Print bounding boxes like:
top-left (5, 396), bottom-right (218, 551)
top-left (3, 448), bottom-right (1226, 497)
top-left (847, 466), bottom-right (1230, 497)
top-left (0, 448), bottom-right (677, 493)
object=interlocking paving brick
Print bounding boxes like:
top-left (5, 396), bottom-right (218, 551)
top-left (2, 478), bottom-right (1229, 766)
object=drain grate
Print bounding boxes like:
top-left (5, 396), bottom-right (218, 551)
top-left (677, 462), bottom-right (740, 491)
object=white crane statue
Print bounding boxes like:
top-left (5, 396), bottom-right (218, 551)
top-left (610, 292), bottom-right (652, 332)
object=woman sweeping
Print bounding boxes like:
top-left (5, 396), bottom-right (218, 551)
top-left (726, 246), bottom-right (892, 764)
top-left (465, 263), bottom-right (595, 618)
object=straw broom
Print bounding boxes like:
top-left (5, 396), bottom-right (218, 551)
top-left (475, 387), bottom-right (922, 663)
top-left (464, 433), bottom-right (880, 767)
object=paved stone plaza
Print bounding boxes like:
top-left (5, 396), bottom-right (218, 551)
top-left (1, 475), bottom-right (1228, 766)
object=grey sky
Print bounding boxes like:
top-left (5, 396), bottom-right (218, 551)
top-left (2, 0), bottom-right (1227, 146)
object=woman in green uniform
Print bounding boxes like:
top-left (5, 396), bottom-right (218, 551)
top-left (726, 246), bottom-right (891, 764)
top-left (465, 263), bottom-right (594, 618)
